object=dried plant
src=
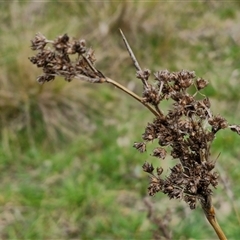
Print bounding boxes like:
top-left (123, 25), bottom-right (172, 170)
top-left (29, 31), bottom-right (240, 240)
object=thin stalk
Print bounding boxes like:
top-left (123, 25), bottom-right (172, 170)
top-left (119, 29), bottom-right (149, 89)
top-left (105, 77), bottom-right (160, 117)
top-left (201, 196), bottom-right (227, 240)
top-left (73, 74), bottom-right (160, 116)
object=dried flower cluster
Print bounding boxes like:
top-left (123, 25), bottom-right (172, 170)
top-left (29, 33), bottom-right (105, 84)
top-left (29, 33), bottom-right (240, 214)
top-left (135, 68), bottom-right (240, 209)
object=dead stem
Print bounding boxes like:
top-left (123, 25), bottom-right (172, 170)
top-left (120, 29), bottom-right (165, 117)
top-left (105, 77), bottom-right (160, 117)
top-left (201, 196), bottom-right (227, 240)
top-left (119, 29), bottom-right (149, 88)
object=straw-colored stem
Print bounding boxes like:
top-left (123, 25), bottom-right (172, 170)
top-left (201, 196), bottom-right (227, 240)
top-left (105, 77), bottom-right (160, 117)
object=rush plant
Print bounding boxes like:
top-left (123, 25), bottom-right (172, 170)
top-left (29, 31), bottom-right (240, 240)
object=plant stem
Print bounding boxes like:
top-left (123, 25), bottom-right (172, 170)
top-left (201, 196), bottom-right (227, 240)
top-left (105, 77), bottom-right (160, 117)
top-left (119, 29), bottom-right (149, 88)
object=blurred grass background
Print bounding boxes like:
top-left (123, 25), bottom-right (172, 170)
top-left (0, 1), bottom-right (240, 239)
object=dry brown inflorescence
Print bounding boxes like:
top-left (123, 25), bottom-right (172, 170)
top-left (29, 33), bottom-right (105, 84)
top-left (29, 32), bottom-right (240, 239)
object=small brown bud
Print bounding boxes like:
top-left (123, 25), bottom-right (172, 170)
top-left (142, 162), bottom-right (154, 173)
top-left (196, 78), bottom-right (208, 90)
top-left (152, 147), bottom-right (167, 159)
top-left (208, 116), bottom-right (228, 133)
top-left (156, 167), bottom-right (163, 176)
top-left (31, 32), bottom-right (47, 50)
top-left (133, 142), bottom-right (146, 153)
top-left (136, 69), bottom-right (151, 81)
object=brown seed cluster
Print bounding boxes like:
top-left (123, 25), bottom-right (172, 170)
top-left (135, 68), bottom-right (240, 209)
top-left (29, 33), bottom-right (105, 84)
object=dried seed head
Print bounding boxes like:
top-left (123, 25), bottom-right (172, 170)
top-left (184, 195), bottom-right (196, 210)
top-left (142, 162), bottom-right (154, 173)
top-left (176, 70), bottom-right (195, 89)
top-left (136, 69), bottom-right (151, 81)
top-left (37, 75), bottom-right (55, 84)
top-left (31, 32), bottom-right (47, 50)
top-left (142, 85), bottom-right (160, 105)
top-left (154, 69), bottom-right (171, 82)
top-left (133, 142), bottom-right (146, 153)
top-left (196, 78), bottom-right (208, 90)
top-left (148, 175), bottom-right (162, 196)
top-left (67, 39), bottom-right (86, 54)
top-left (170, 164), bottom-right (183, 174)
top-left (53, 33), bottom-right (69, 51)
top-left (203, 97), bottom-right (211, 108)
top-left (142, 122), bottom-right (157, 141)
top-left (178, 77), bottom-right (193, 89)
top-left (156, 167), bottom-right (163, 176)
top-left (208, 116), bottom-right (228, 133)
top-left (152, 147), bottom-right (167, 159)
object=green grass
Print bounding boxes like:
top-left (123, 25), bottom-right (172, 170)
top-left (0, 1), bottom-right (240, 239)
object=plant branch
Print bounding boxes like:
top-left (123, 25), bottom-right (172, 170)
top-left (105, 77), bottom-right (160, 117)
top-left (119, 29), bottom-right (149, 88)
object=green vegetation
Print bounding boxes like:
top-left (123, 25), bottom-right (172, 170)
top-left (0, 2), bottom-right (240, 239)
